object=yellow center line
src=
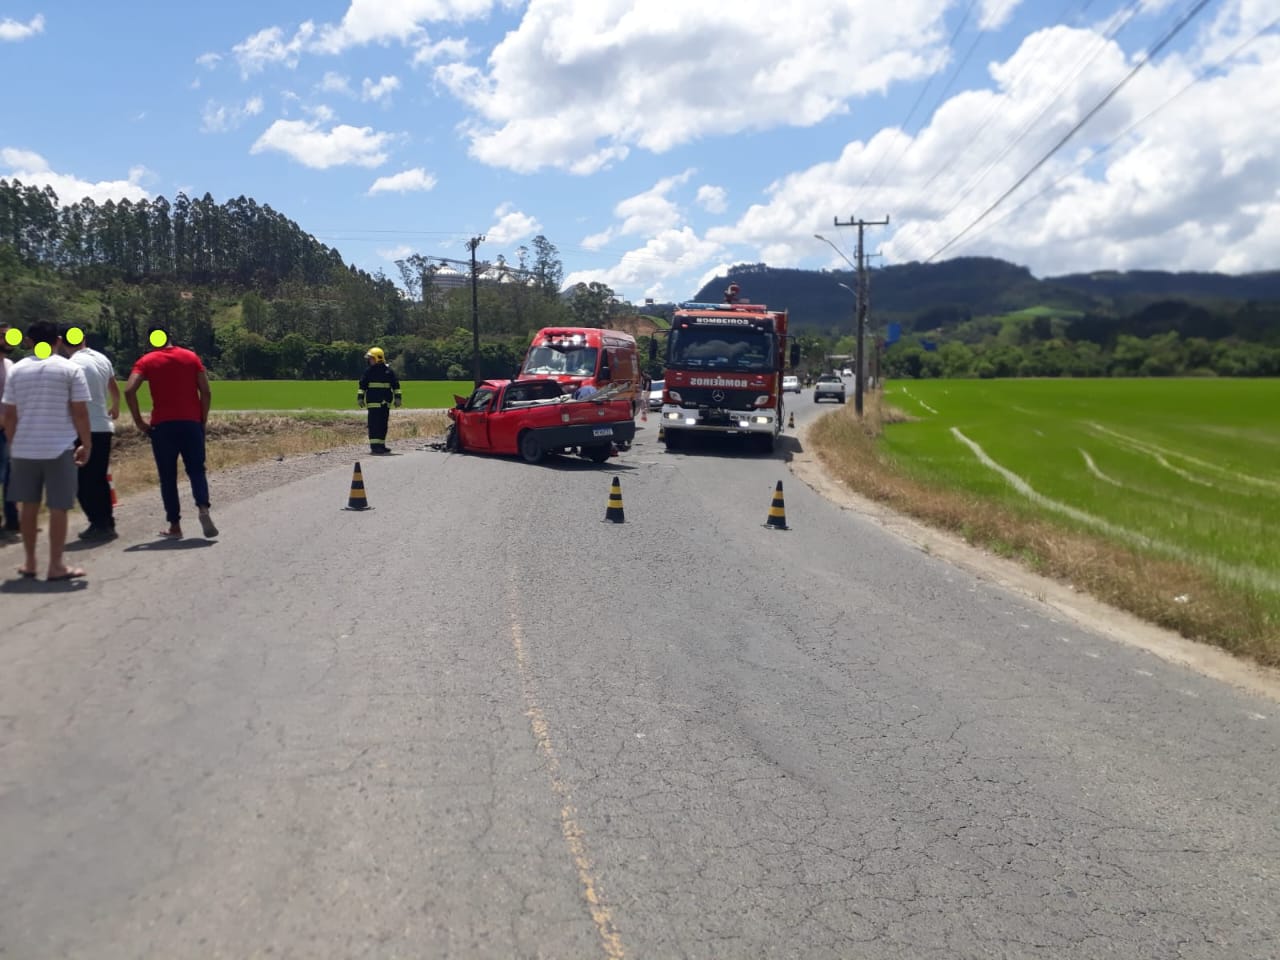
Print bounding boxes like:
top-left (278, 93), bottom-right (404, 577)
top-left (508, 589), bottom-right (626, 960)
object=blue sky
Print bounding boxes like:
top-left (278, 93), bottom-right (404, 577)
top-left (2, 1), bottom-right (1276, 303)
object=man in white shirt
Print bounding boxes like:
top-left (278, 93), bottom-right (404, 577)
top-left (0, 320), bottom-right (20, 533)
top-left (0, 319), bottom-right (92, 581)
top-left (59, 323), bottom-right (120, 541)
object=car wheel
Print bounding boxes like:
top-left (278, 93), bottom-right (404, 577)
top-left (444, 422), bottom-right (462, 452)
top-left (838, 396), bottom-right (846, 404)
top-left (518, 430), bottom-right (544, 464)
top-left (584, 443), bottom-right (612, 463)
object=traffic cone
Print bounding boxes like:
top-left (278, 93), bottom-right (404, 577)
top-left (657, 424), bottom-right (665, 442)
top-left (787, 411), bottom-right (795, 429)
top-left (107, 471), bottom-right (118, 507)
top-left (764, 480), bottom-right (789, 530)
top-left (603, 476), bottom-right (625, 523)
top-left (344, 462), bottom-right (372, 511)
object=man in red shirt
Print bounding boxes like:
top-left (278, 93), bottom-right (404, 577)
top-left (123, 329), bottom-right (218, 540)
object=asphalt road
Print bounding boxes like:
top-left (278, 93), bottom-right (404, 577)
top-left (2, 391), bottom-right (1277, 959)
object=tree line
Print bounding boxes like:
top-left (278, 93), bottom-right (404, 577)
top-left (0, 179), bottom-right (640, 379)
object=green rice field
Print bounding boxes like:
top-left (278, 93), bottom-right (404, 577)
top-left (882, 379), bottom-right (1280, 607)
top-left (127, 379), bottom-right (467, 412)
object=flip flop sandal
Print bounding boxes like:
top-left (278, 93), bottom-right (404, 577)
top-left (47, 568), bottom-right (86, 581)
top-left (16, 568), bottom-right (37, 579)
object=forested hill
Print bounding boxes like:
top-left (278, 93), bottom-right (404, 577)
top-left (0, 178), bottom-right (577, 381)
top-left (694, 259), bottom-right (1280, 339)
top-left (1, 178), bottom-right (358, 290)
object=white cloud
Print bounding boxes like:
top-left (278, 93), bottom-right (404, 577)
top-left (368, 167), bottom-right (437, 194)
top-left (438, 0), bottom-right (953, 173)
top-left (0, 13), bottom-right (43, 42)
top-left (319, 71), bottom-right (353, 95)
top-left (250, 119), bottom-right (392, 169)
top-left (0, 148), bottom-right (151, 205)
top-left (485, 202), bottom-right (541, 245)
top-left (232, 22), bottom-right (315, 76)
top-left (411, 35), bottom-right (471, 66)
top-left (201, 96), bottom-right (265, 133)
top-left (978, 0), bottom-right (1022, 31)
top-left (614, 170), bottom-right (693, 236)
top-left (312, 0), bottom-right (515, 54)
top-left (362, 75), bottom-right (401, 102)
top-left (378, 244), bottom-right (415, 261)
top-left (195, 51), bottom-right (221, 69)
top-left (696, 185), bottom-right (728, 214)
top-left (581, 228), bottom-right (614, 251)
top-left (566, 228), bottom-right (724, 302)
top-left (686, 16), bottom-right (1280, 282)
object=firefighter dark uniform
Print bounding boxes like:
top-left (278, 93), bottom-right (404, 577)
top-left (358, 347), bottom-right (401, 454)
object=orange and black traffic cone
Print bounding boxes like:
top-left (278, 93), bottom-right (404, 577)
top-left (603, 476), bottom-right (625, 523)
top-left (657, 424), bottom-right (665, 442)
top-left (344, 462), bottom-right (372, 511)
top-left (764, 480), bottom-right (789, 530)
top-left (107, 471), bottom-right (118, 507)
top-left (787, 411), bottom-right (795, 429)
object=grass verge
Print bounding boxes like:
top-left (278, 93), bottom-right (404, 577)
top-left (107, 411), bottom-right (449, 500)
top-left (807, 392), bottom-right (1279, 668)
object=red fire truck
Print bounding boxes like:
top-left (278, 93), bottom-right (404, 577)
top-left (518, 327), bottom-right (642, 414)
top-left (656, 284), bottom-right (799, 452)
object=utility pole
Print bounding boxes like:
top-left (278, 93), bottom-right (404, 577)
top-left (833, 215), bottom-right (889, 417)
top-left (467, 235), bottom-right (485, 387)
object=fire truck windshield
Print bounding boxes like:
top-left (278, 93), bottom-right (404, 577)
top-left (523, 345), bottom-right (599, 377)
top-left (668, 325), bottom-right (775, 372)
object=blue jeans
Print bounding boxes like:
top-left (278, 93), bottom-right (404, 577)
top-left (150, 420), bottom-right (210, 524)
top-left (0, 430), bottom-right (19, 528)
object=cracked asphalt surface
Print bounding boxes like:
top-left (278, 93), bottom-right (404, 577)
top-left (2, 397), bottom-right (1277, 959)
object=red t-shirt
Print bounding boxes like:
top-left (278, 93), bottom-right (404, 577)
top-left (133, 346), bottom-right (205, 424)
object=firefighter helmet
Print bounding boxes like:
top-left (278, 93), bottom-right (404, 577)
top-left (365, 346), bottom-right (385, 362)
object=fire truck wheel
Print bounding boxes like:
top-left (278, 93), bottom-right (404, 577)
top-left (663, 428), bottom-right (684, 450)
top-left (519, 430), bottom-right (545, 464)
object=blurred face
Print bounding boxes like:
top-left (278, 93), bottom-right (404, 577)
top-left (0, 324), bottom-right (12, 355)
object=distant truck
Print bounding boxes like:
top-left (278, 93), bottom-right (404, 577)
top-left (445, 377), bottom-right (636, 464)
top-left (655, 283), bottom-right (799, 452)
top-left (518, 327), bottom-right (642, 416)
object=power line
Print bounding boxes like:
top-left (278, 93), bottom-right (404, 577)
top-left (848, 0), bottom-right (981, 215)
top-left (894, 0), bottom-right (1148, 262)
top-left (932, 12), bottom-right (1280, 256)
top-left (922, 0), bottom-right (1218, 264)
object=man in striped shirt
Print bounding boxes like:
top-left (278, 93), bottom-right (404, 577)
top-left (0, 319), bottom-right (92, 581)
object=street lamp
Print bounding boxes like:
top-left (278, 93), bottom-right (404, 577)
top-left (814, 234), bottom-right (856, 272)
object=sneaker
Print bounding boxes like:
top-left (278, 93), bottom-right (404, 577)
top-left (198, 511), bottom-right (219, 538)
top-left (79, 526), bottom-right (119, 542)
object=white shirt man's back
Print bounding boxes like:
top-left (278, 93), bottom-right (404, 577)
top-left (0, 354), bottom-right (91, 459)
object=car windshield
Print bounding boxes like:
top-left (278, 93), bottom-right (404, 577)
top-left (818, 376), bottom-right (840, 383)
top-left (650, 380), bottom-right (664, 392)
top-left (523, 345), bottom-right (599, 377)
top-left (667, 326), bottom-right (775, 372)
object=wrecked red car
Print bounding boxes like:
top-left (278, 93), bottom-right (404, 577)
top-left (445, 378), bottom-right (637, 464)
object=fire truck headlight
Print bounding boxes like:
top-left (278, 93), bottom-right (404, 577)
top-left (668, 390), bottom-right (682, 404)
top-left (753, 416), bottom-right (770, 424)
top-left (754, 395), bottom-right (770, 407)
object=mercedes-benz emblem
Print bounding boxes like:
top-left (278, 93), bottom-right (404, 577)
top-left (711, 390), bottom-right (726, 403)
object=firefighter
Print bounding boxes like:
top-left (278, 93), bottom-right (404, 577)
top-left (357, 347), bottom-right (401, 454)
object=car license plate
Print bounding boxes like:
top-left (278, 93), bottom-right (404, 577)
top-left (592, 427), bottom-right (613, 437)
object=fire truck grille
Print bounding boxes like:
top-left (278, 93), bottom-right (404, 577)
top-left (679, 387), bottom-right (761, 409)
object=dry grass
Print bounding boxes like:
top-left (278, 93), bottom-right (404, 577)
top-left (808, 391), bottom-right (1280, 668)
top-left (108, 412), bottom-right (449, 499)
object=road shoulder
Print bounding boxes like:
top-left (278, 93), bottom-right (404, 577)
top-left (788, 422), bottom-right (1280, 705)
